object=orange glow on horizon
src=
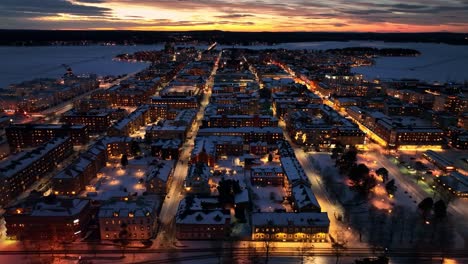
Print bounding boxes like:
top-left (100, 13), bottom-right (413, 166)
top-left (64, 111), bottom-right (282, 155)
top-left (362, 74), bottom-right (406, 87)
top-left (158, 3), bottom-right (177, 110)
top-left (22, 1), bottom-right (468, 33)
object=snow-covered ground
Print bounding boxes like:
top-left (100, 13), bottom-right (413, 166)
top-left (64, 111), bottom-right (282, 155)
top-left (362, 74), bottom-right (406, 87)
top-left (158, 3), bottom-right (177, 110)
top-left (304, 149), bottom-right (465, 249)
top-left (81, 157), bottom-right (150, 200)
top-left (250, 186), bottom-right (291, 213)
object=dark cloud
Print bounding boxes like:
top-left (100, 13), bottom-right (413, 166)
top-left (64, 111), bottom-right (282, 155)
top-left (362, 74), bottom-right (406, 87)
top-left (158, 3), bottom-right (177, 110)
top-left (0, 0), bottom-right (467, 31)
top-left (391, 3), bottom-right (427, 10)
top-left (214, 14), bottom-right (255, 19)
top-left (333, 23), bottom-right (349, 27)
top-left (0, 0), bottom-right (111, 17)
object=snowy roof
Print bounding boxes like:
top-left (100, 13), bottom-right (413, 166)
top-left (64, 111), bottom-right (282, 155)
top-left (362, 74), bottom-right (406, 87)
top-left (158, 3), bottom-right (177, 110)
top-left (178, 197), bottom-right (219, 212)
top-left (30, 198), bottom-right (89, 217)
top-left (251, 166), bottom-right (284, 177)
top-left (53, 137), bottom-right (131, 180)
top-left (6, 196), bottom-right (90, 217)
top-left (252, 212), bottom-right (329, 227)
top-left (146, 121), bottom-right (187, 132)
top-left (63, 109), bottom-right (110, 117)
top-left (205, 114), bottom-right (278, 121)
top-left (198, 127), bottom-right (283, 135)
top-left (164, 84), bottom-right (198, 92)
top-left (280, 157), bottom-right (309, 185)
top-left (192, 136), bottom-right (243, 157)
top-left (151, 138), bottom-right (182, 149)
top-left (111, 105), bottom-right (149, 130)
top-left (449, 172), bottom-right (468, 187)
top-left (187, 163), bottom-right (212, 180)
top-left (0, 137), bottom-right (70, 179)
top-left (99, 196), bottom-right (159, 218)
top-left (146, 160), bottom-right (175, 182)
top-left (151, 96), bottom-right (198, 102)
top-left (235, 189), bottom-right (250, 204)
top-left (292, 184), bottom-right (320, 211)
top-left (176, 210), bottom-right (230, 225)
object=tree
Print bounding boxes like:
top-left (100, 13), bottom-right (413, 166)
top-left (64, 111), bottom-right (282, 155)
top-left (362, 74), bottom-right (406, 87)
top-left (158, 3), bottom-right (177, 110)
top-left (376, 167), bottom-right (389, 182)
top-left (298, 241), bottom-right (314, 264)
top-left (331, 144), bottom-right (344, 160)
top-left (418, 197), bottom-right (434, 219)
top-left (263, 238), bottom-right (275, 264)
top-left (349, 164), bottom-right (376, 196)
top-left (217, 179), bottom-right (242, 206)
top-left (385, 179), bottom-right (397, 196)
top-left (337, 146), bottom-right (357, 172)
top-left (130, 140), bottom-right (141, 156)
top-left (348, 164), bottom-right (370, 185)
top-left (433, 200), bottom-right (447, 219)
top-left (259, 88), bottom-right (272, 99)
top-left (361, 176), bottom-right (377, 195)
top-left (118, 222), bottom-right (130, 257)
top-left (269, 192), bottom-right (276, 201)
top-left (120, 154), bottom-right (128, 168)
top-left (331, 242), bottom-right (346, 264)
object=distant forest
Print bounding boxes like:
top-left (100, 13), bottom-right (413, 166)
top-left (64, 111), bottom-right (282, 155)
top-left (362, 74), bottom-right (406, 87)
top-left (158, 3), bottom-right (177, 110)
top-left (0, 30), bottom-right (467, 46)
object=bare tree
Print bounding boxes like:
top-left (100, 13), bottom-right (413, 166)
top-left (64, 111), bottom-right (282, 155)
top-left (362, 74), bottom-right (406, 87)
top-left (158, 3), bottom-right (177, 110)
top-left (118, 222), bottom-right (129, 258)
top-left (330, 231), bottom-right (348, 264)
top-left (263, 238), bottom-right (275, 264)
top-left (332, 242), bottom-right (346, 264)
top-left (247, 244), bottom-right (260, 263)
top-left (298, 241), bottom-right (314, 264)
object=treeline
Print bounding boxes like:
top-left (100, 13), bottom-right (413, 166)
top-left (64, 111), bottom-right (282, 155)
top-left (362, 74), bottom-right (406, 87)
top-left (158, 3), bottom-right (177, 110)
top-left (0, 30), bottom-right (467, 46)
top-left (326, 47), bottom-right (421, 56)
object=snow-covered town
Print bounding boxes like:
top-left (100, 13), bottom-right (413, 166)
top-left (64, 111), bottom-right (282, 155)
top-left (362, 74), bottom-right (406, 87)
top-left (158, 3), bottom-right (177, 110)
top-left (0, 43), bottom-right (467, 264)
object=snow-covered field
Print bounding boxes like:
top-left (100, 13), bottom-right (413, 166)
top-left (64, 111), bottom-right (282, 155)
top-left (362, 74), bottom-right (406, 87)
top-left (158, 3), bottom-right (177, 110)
top-left (81, 157), bottom-right (149, 200)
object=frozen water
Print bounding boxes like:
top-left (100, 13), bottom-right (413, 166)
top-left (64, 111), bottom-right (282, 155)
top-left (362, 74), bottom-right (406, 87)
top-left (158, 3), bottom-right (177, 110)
top-left (0, 45), bottom-right (162, 88)
top-left (1, 41), bottom-right (467, 88)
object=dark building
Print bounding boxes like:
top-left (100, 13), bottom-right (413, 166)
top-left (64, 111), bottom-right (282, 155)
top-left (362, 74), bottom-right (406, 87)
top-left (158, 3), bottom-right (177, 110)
top-left (4, 194), bottom-right (92, 241)
top-left (0, 137), bottom-right (73, 206)
top-left (6, 124), bottom-right (89, 151)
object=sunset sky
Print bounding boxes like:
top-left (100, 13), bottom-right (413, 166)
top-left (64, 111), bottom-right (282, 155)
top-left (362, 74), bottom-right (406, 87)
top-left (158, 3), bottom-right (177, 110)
top-left (1, 0), bottom-right (468, 32)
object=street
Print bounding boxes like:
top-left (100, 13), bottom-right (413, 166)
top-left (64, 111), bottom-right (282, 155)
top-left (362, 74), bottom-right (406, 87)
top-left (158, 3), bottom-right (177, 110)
top-left (156, 52), bottom-right (221, 245)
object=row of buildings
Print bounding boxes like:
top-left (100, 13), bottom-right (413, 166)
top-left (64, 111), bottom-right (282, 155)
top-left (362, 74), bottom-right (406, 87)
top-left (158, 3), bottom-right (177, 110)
top-left (0, 74), bottom-right (99, 113)
top-left (6, 124), bottom-right (89, 152)
top-left (0, 137), bottom-right (74, 206)
top-left (173, 51), bottom-right (330, 242)
top-left (4, 193), bottom-right (161, 242)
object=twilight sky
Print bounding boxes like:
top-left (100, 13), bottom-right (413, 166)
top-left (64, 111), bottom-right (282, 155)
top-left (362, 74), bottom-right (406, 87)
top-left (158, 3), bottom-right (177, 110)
top-left (1, 0), bottom-right (468, 32)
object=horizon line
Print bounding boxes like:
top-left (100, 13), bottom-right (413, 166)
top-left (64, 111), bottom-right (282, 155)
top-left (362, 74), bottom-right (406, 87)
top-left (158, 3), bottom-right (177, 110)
top-left (1, 29), bottom-right (467, 34)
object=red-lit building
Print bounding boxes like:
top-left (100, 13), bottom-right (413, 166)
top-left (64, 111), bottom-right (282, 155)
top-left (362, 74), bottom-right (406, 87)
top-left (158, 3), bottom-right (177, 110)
top-left (4, 195), bottom-right (92, 241)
